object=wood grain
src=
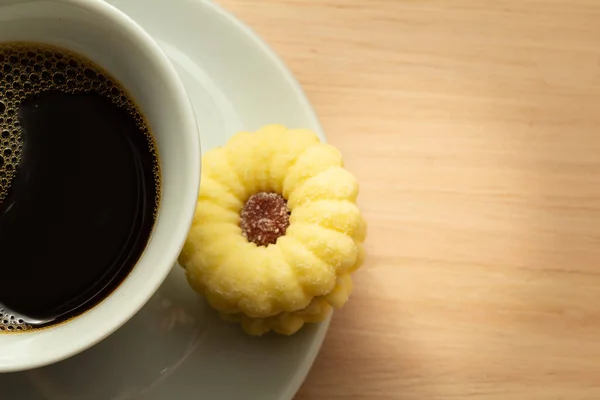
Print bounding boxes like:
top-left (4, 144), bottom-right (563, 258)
top-left (217, 1), bottom-right (600, 398)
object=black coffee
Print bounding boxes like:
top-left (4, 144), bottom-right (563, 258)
top-left (0, 43), bottom-right (160, 332)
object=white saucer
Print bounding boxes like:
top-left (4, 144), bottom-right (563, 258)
top-left (0, 0), bottom-right (330, 398)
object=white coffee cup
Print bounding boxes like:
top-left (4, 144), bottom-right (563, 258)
top-left (0, 0), bottom-right (201, 372)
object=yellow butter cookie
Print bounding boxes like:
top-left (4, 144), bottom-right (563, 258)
top-left (179, 125), bottom-right (366, 335)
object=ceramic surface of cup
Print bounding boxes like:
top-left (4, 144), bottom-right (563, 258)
top-left (0, 0), bottom-right (200, 373)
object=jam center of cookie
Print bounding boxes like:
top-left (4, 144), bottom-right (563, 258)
top-left (240, 192), bottom-right (290, 246)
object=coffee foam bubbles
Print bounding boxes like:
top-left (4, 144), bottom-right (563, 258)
top-left (0, 42), bottom-right (160, 205)
top-left (0, 307), bottom-right (30, 332)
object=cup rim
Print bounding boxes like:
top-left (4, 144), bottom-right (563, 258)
top-left (0, 0), bottom-right (200, 372)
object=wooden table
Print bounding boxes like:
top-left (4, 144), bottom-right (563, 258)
top-left (218, 1), bottom-right (600, 399)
